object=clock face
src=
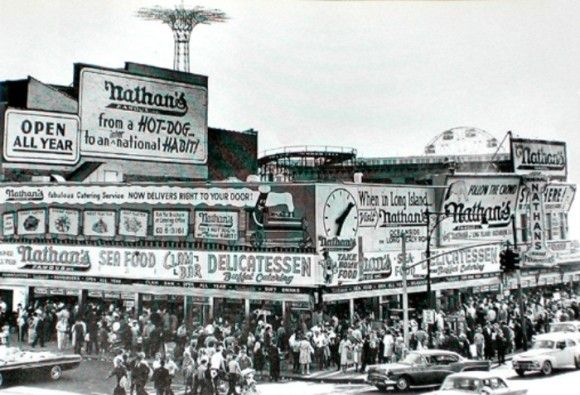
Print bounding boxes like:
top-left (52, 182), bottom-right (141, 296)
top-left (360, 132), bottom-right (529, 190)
top-left (323, 188), bottom-right (359, 237)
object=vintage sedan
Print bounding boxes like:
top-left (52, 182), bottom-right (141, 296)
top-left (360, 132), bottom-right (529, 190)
top-left (366, 350), bottom-right (491, 392)
top-left (425, 371), bottom-right (527, 395)
top-left (512, 332), bottom-right (580, 376)
top-left (0, 346), bottom-right (82, 387)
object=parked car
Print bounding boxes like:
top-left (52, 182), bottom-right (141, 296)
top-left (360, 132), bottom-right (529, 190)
top-left (0, 346), bottom-right (82, 387)
top-left (550, 321), bottom-right (580, 333)
top-left (512, 332), bottom-right (580, 376)
top-left (425, 371), bottom-right (527, 395)
top-left (366, 350), bottom-right (491, 392)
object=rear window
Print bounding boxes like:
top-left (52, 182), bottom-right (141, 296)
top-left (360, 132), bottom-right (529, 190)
top-left (551, 323), bottom-right (578, 333)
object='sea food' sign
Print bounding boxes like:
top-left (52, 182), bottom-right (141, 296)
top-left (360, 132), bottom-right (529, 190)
top-left (3, 109), bottom-right (80, 164)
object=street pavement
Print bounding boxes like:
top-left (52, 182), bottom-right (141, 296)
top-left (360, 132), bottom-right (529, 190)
top-left (1, 346), bottom-right (579, 394)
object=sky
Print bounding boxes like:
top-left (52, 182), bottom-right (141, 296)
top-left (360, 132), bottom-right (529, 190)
top-left (1, 0), bottom-right (580, 234)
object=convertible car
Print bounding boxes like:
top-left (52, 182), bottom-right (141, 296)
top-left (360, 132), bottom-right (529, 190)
top-left (366, 350), bottom-right (491, 392)
top-left (0, 346), bottom-right (82, 387)
top-left (425, 371), bottom-right (527, 395)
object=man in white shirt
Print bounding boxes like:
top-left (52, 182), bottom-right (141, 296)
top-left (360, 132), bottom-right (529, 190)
top-left (383, 330), bottom-right (395, 362)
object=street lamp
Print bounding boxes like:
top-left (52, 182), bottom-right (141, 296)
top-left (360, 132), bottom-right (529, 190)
top-left (424, 208), bottom-right (487, 310)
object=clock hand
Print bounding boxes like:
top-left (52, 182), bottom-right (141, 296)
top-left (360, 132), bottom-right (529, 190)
top-left (335, 202), bottom-right (355, 236)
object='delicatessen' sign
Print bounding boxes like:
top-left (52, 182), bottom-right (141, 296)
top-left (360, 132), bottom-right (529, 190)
top-left (79, 67), bottom-right (208, 164)
top-left (511, 138), bottom-right (567, 178)
top-left (3, 109), bottom-right (80, 165)
top-left (0, 243), bottom-right (318, 288)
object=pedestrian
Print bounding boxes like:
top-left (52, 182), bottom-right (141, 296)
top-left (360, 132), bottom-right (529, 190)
top-left (108, 364), bottom-right (130, 395)
top-left (56, 318), bottom-right (69, 351)
top-left (299, 335), bottom-right (314, 375)
top-left (152, 359), bottom-right (171, 395)
top-left (226, 352), bottom-right (241, 395)
top-left (72, 317), bottom-right (86, 354)
top-left (268, 343), bottom-right (280, 382)
top-left (382, 330), bottom-right (394, 363)
top-left (132, 352), bottom-right (152, 395)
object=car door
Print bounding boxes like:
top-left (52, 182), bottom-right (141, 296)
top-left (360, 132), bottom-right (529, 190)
top-left (411, 355), bottom-right (433, 386)
top-left (553, 340), bottom-right (571, 367)
top-left (430, 354), bottom-right (456, 384)
top-left (563, 339), bottom-right (577, 366)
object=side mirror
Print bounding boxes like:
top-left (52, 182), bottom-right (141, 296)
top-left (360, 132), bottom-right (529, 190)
top-left (480, 386), bottom-right (492, 395)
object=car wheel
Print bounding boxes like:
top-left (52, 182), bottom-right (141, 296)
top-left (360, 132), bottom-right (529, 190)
top-left (395, 376), bottom-right (411, 391)
top-left (541, 361), bottom-right (553, 376)
top-left (515, 369), bottom-right (526, 377)
top-left (375, 385), bottom-right (387, 392)
top-left (50, 365), bottom-right (63, 381)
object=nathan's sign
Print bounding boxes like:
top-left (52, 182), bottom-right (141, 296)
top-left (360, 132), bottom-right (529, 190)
top-left (79, 67), bottom-right (208, 164)
top-left (194, 211), bottom-right (238, 241)
top-left (3, 109), bottom-right (80, 165)
top-left (15, 245), bottom-right (91, 271)
top-left (0, 244), bottom-right (318, 287)
top-left (511, 138), bottom-right (567, 177)
top-left (523, 176), bottom-right (553, 265)
top-left (440, 176), bottom-right (520, 247)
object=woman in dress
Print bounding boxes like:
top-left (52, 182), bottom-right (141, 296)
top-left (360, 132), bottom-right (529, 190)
top-left (299, 336), bottom-right (314, 375)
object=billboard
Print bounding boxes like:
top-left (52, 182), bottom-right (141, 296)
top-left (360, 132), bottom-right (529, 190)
top-left (315, 184), bottom-right (435, 285)
top-left (511, 138), bottom-right (567, 177)
top-left (3, 109), bottom-right (80, 165)
top-left (439, 176), bottom-right (520, 246)
top-left (321, 243), bottom-right (501, 286)
top-left (78, 67), bottom-right (208, 164)
top-left (0, 243), bottom-right (319, 288)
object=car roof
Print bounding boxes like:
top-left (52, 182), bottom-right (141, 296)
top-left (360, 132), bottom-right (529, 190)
top-left (414, 349), bottom-right (460, 357)
top-left (551, 321), bottom-right (580, 326)
top-left (535, 332), bottom-right (580, 340)
top-left (446, 371), bottom-right (503, 380)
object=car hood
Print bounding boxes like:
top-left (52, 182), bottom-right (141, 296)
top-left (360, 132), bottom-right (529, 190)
top-left (515, 349), bottom-right (554, 359)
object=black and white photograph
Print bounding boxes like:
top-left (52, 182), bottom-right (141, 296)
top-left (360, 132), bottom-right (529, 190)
top-left (1, 1), bottom-right (580, 394)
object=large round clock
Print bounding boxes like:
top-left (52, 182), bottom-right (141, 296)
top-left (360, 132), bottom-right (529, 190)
top-left (323, 188), bottom-right (359, 237)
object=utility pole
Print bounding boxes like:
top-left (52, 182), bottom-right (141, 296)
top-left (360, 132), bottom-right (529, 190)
top-left (401, 233), bottom-right (409, 348)
top-left (512, 215), bottom-right (528, 350)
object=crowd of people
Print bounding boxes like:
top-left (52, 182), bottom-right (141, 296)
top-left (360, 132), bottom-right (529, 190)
top-left (0, 285), bottom-right (578, 394)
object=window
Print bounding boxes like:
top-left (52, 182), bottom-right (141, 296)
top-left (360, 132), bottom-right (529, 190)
top-left (545, 213), bottom-right (552, 240)
top-left (556, 341), bottom-right (566, 349)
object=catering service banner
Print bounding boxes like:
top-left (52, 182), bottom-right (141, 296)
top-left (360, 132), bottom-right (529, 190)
top-left (511, 138), bottom-right (567, 177)
top-left (439, 176), bottom-right (521, 247)
top-left (78, 67), bottom-right (208, 164)
top-left (0, 243), bottom-right (319, 288)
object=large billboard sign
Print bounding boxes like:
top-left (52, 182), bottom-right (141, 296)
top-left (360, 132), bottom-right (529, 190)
top-left (321, 243), bottom-right (501, 286)
top-left (316, 184), bottom-right (435, 285)
top-left (511, 138), bottom-right (567, 177)
top-left (0, 243), bottom-right (318, 288)
top-left (439, 176), bottom-right (520, 247)
top-left (3, 109), bottom-right (80, 165)
top-left (79, 67), bottom-right (208, 164)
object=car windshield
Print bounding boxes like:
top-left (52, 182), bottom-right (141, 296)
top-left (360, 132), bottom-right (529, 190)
top-left (400, 352), bottom-right (423, 365)
top-left (551, 323), bottom-right (578, 333)
top-left (532, 340), bottom-right (555, 349)
top-left (440, 377), bottom-right (481, 391)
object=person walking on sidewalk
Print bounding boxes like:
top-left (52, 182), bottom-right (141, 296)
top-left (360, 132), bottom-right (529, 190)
top-left (56, 317), bottom-right (69, 351)
top-left (226, 351), bottom-right (241, 395)
top-left (132, 352), bottom-right (152, 395)
top-left (299, 335), bottom-right (314, 375)
top-left (152, 359), bottom-right (171, 395)
top-left (72, 317), bottom-right (86, 355)
top-left (268, 343), bottom-right (280, 382)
